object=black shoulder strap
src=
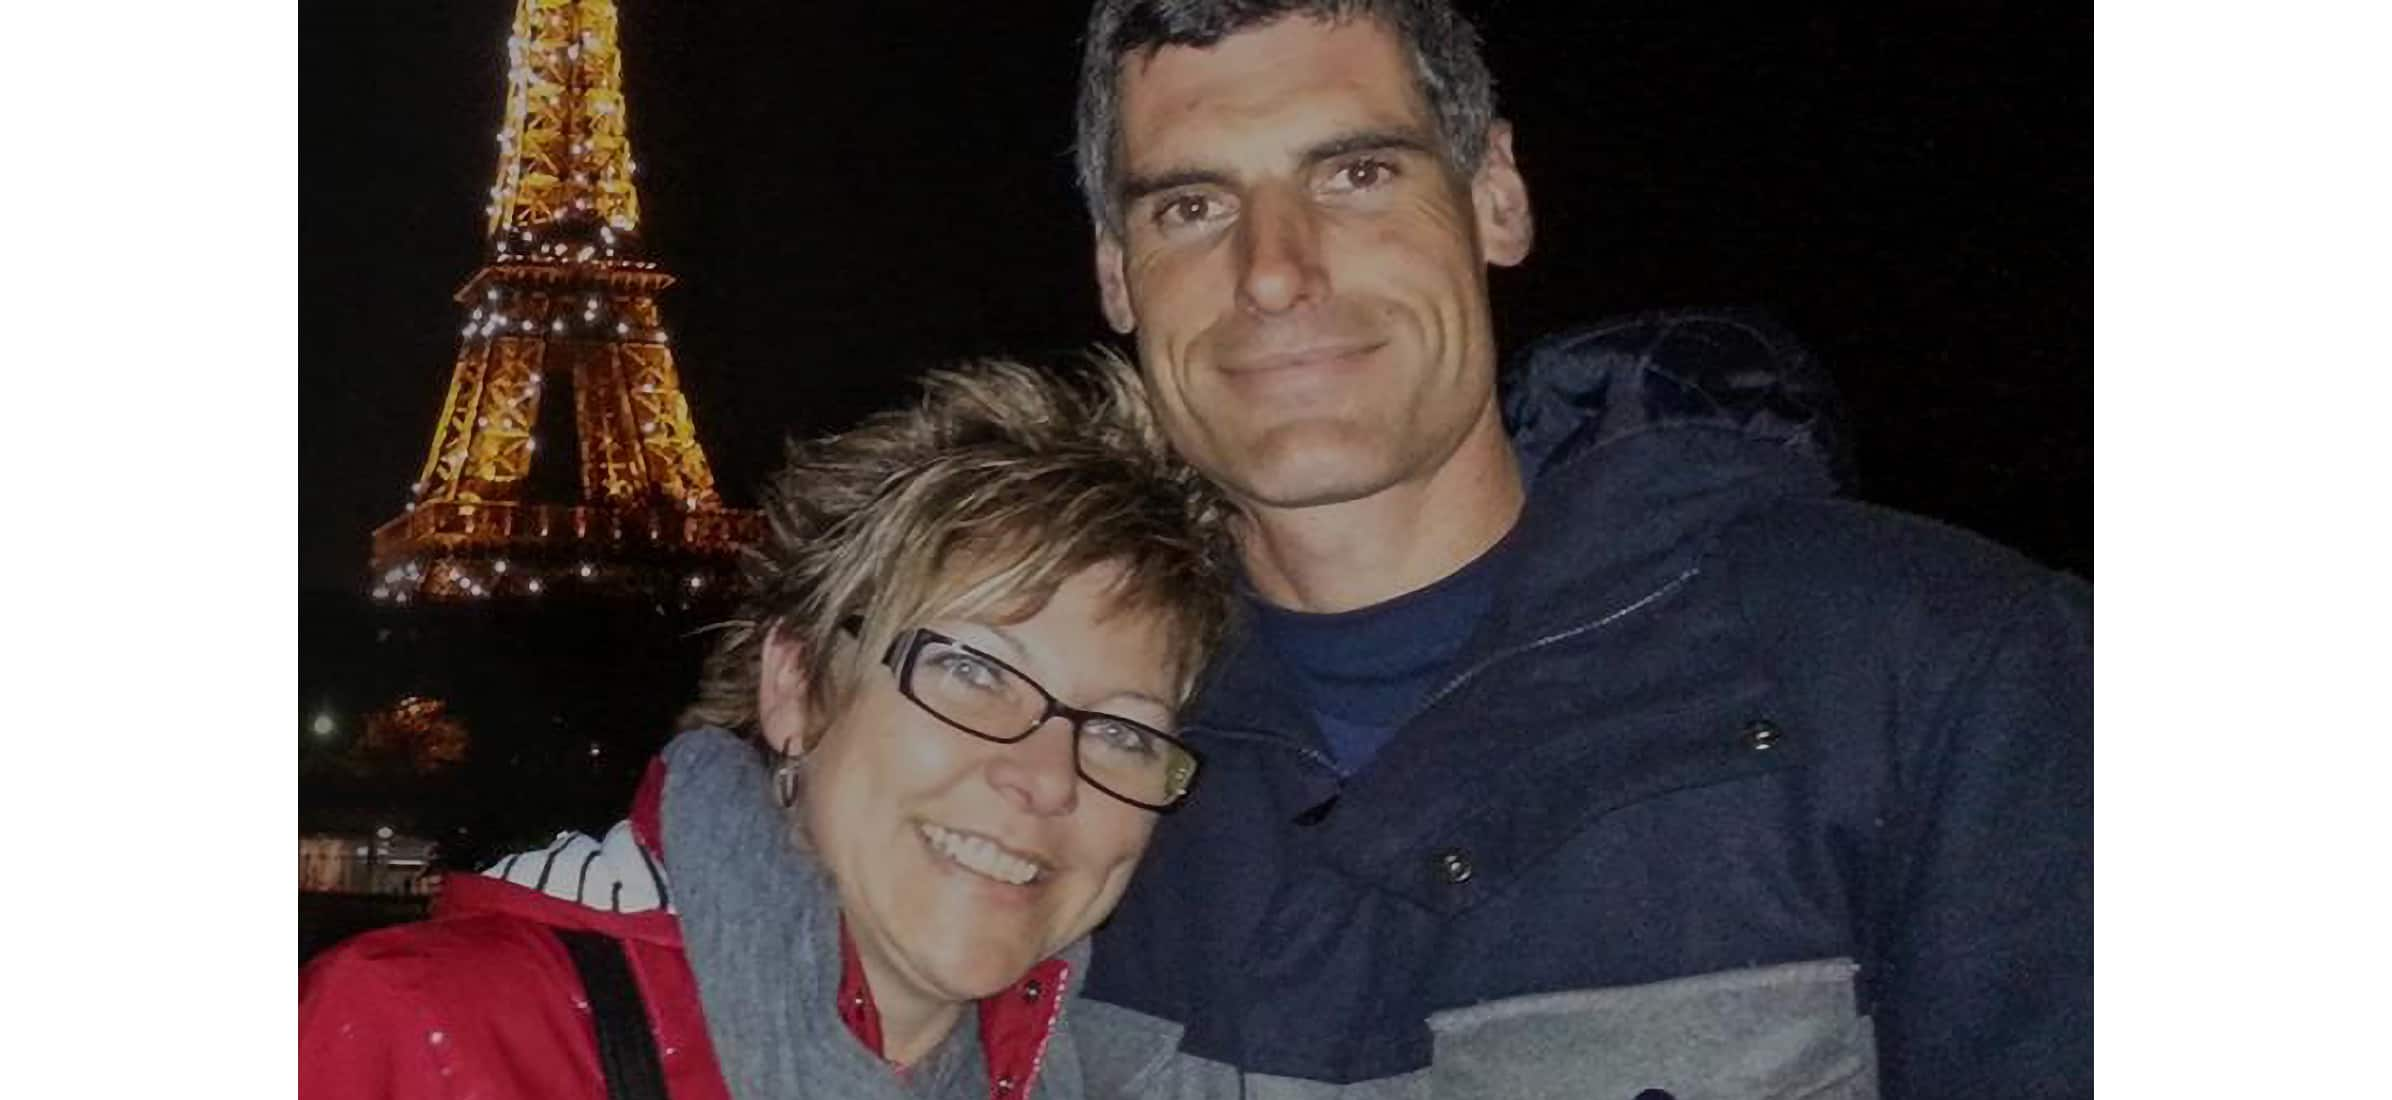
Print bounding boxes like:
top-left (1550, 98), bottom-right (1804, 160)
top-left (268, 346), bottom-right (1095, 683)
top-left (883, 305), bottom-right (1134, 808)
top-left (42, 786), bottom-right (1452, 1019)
top-left (554, 928), bottom-right (671, 1100)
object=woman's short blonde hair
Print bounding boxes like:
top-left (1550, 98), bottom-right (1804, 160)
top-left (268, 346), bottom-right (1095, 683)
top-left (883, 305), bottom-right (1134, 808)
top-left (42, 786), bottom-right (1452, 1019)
top-left (681, 350), bottom-right (1240, 738)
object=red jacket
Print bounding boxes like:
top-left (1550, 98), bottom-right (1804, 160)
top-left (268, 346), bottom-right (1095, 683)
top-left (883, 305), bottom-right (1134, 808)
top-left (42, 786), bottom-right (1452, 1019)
top-left (299, 762), bottom-right (1070, 1099)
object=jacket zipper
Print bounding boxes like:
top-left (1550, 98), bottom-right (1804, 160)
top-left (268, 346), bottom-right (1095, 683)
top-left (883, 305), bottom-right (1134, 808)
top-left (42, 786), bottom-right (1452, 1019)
top-left (1187, 565), bottom-right (1702, 771)
top-left (1405, 565), bottom-right (1700, 725)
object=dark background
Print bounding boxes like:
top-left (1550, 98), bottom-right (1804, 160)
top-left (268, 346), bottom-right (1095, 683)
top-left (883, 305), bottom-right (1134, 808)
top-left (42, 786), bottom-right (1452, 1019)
top-left (300, 1), bottom-right (2086, 858)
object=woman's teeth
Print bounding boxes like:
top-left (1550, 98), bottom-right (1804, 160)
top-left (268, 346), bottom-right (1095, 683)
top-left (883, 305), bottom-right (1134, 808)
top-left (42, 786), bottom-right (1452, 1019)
top-left (919, 822), bottom-right (1042, 885)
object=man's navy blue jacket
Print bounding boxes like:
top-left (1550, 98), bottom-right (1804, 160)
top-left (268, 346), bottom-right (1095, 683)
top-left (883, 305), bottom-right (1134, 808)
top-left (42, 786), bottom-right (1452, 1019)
top-left (1083, 311), bottom-right (2092, 1098)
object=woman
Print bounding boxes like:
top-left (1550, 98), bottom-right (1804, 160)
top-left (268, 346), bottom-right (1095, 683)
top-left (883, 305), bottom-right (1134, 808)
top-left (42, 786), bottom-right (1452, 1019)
top-left (300, 354), bottom-right (1238, 1100)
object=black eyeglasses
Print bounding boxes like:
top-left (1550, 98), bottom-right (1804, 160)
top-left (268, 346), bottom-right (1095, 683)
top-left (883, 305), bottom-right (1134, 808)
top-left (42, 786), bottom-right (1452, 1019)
top-left (873, 626), bottom-right (1202, 812)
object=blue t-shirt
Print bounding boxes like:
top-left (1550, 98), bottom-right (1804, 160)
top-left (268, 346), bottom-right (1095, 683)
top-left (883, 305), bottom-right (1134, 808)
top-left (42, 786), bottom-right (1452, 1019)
top-left (1248, 543), bottom-right (1506, 774)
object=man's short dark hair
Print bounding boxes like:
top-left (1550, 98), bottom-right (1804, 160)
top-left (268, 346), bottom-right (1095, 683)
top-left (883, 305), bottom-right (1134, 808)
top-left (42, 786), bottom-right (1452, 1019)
top-left (1073, 0), bottom-right (1498, 234)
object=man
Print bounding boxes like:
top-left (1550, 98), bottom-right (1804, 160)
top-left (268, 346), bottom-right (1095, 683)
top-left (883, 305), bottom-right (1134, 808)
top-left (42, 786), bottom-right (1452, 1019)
top-left (1065, 3), bottom-right (2092, 1098)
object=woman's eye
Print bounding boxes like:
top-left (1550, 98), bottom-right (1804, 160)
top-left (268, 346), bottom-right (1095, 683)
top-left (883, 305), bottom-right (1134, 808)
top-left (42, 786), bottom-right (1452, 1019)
top-left (931, 653), bottom-right (1001, 691)
top-left (1082, 718), bottom-right (1160, 758)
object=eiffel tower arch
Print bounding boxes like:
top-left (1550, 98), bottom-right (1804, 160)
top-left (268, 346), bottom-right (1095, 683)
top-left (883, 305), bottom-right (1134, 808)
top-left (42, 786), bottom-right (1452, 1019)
top-left (369, 0), bottom-right (758, 604)
top-left (310, 0), bottom-right (764, 894)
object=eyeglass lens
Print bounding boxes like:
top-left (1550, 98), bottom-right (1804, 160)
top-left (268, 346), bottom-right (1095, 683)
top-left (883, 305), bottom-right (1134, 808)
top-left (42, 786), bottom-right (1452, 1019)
top-left (906, 634), bottom-right (1196, 808)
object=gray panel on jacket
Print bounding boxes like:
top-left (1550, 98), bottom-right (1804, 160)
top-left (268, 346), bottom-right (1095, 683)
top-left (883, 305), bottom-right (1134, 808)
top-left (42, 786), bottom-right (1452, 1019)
top-left (1424, 958), bottom-right (1878, 1099)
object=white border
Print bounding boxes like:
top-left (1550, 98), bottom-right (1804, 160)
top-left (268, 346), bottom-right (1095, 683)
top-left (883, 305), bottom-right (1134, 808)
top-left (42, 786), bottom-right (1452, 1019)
top-left (6, 2), bottom-right (294, 1088)
top-left (2098, 0), bottom-right (2391, 1091)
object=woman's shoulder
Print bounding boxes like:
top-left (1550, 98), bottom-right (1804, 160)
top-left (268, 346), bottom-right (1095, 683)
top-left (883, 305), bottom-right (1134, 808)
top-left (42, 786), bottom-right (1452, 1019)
top-left (307, 904), bottom-right (571, 983)
top-left (300, 908), bottom-right (601, 1098)
top-left (301, 905), bottom-right (590, 1042)
top-left (301, 854), bottom-right (689, 1017)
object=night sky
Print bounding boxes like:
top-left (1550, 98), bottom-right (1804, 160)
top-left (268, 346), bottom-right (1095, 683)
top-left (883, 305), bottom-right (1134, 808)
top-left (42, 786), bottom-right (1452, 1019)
top-left (301, 1), bottom-right (2088, 594)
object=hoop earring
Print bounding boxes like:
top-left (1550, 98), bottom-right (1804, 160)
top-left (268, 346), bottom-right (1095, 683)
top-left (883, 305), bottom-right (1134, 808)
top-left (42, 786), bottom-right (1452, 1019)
top-left (770, 738), bottom-right (806, 808)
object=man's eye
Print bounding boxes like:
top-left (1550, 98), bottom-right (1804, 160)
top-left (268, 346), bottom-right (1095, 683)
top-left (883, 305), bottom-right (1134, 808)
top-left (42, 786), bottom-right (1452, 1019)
top-left (1330, 158), bottom-right (1397, 192)
top-left (1154, 194), bottom-right (1218, 229)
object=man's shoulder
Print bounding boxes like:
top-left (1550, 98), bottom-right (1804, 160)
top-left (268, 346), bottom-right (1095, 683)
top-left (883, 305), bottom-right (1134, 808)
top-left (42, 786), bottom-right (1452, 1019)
top-left (1704, 495), bottom-right (2087, 643)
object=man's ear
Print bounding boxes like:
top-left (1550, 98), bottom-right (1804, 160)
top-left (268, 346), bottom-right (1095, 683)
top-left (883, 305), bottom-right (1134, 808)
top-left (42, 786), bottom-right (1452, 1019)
top-left (1095, 230), bottom-right (1138, 334)
top-left (1472, 120), bottom-right (1534, 268)
top-left (756, 628), bottom-right (816, 756)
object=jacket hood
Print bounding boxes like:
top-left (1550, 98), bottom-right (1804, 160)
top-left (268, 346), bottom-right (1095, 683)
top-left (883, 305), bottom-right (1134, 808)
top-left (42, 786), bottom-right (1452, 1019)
top-left (1470, 310), bottom-right (1847, 645)
top-left (1503, 309), bottom-right (1849, 491)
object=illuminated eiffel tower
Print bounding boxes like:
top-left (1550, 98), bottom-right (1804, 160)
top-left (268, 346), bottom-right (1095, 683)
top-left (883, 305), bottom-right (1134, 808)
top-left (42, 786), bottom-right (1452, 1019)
top-left (370, 0), bottom-right (758, 604)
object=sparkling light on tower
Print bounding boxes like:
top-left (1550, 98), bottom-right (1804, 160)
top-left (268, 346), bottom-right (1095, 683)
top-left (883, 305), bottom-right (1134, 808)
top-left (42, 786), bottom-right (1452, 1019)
top-left (369, 0), bottom-right (758, 602)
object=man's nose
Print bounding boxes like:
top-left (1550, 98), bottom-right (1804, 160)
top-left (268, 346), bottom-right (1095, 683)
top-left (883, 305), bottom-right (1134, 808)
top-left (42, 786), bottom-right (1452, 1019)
top-left (1235, 188), bottom-right (1327, 316)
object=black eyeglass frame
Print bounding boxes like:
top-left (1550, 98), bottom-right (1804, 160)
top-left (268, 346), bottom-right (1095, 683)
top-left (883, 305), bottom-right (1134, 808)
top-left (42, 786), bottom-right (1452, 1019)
top-left (870, 625), bottom-right (1203, 813)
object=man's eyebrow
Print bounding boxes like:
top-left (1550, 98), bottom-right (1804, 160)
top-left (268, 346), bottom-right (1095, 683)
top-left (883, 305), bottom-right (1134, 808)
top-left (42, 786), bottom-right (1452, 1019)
top-left (1299, 128), bottom-right (1439, 167)
top-left (1118, 167), bottom-right (1233, 208)
top-left (1116, 128), bottom-right (1441, 209)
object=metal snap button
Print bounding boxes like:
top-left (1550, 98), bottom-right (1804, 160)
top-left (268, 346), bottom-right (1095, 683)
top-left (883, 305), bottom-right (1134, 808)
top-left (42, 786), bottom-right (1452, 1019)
top-left (1435, 849), bottom-right (1473, 884)
top-left (1020, 979), bottom-right (1043, 1002)
top-left (1743, 720), bottom-right (1782, 751)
